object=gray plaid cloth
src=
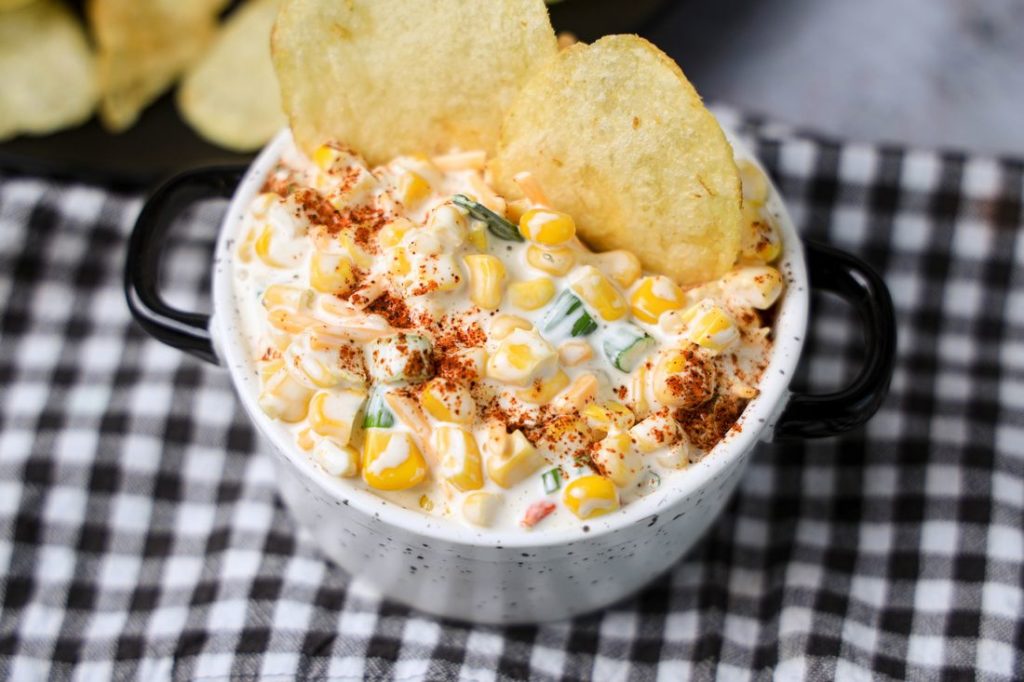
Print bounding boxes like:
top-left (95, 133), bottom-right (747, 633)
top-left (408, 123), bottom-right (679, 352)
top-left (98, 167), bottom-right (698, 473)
top-left (1, 108), bottom-right (1022, 681)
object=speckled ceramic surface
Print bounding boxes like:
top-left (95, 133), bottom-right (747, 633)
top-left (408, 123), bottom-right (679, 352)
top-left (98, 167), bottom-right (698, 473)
top-left (207, 129), bottom-right (809, 624)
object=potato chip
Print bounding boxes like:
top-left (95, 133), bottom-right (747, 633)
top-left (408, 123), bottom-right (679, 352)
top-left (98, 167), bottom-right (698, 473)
top-left (491, 35), bottom-right (742, 285)
top-left (88, 0), bottom-right (228, 131)
top-left (272, 0), bottom-right (558, 166)
top-left (179, 0), bottom-right (286, 151)
top-left (0, 0), bottom-right (38, 11)
top-left (0, 0), bottom-right (96, 141)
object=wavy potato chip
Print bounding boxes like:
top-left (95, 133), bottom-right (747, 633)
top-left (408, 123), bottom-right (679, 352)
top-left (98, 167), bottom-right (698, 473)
top-left (0, 0), bottom-right (38, 11)
top-left (0, 0), bottom-right (96, 141)
top-left (88, 0), bottom-right (228, 131)
top-left (179, 0), bottom-right (286, 151)
top-left (491, 35), bottom-right (742, 285)
top-left (272, 0), bottom-right (558, 165)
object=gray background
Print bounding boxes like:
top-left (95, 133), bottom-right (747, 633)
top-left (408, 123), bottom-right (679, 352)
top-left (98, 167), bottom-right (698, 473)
top-left (645, 0), bottom-right (1024, 157)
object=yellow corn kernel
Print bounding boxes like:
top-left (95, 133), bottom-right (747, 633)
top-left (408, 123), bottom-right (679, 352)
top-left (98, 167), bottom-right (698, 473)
top-left (570, 265), bottom-right (628, 321)
top-left (516, 369), bottom-right (570, 405)
top-left (310, 251), bottom-right (356, 295)
top-left (378, 218), bottom-right (413, 248)
top-left (629, 363), bottom-right (651, 417)
top-left (486, 429), bottom-right (544, 489)
top-left (432, 425), bottom-right (484, 492)
top-left (312, 143), bottom-right (357, 172)
top-left (563, 475), bottom-right (619, 520)
top-left (739, 160), bottom-right (769, 206)
top-left (467, 221), bottom-right (488, 251)
top-left (489, 314), bottom-right (532, 341)
top-left (680, 300), bottom-right (739, 352)
top-left (261, 284), bottom-right (312, 311)
top-left (506, 198), bottom-right (531, 225)
top-left (237, 228), bottom-right (256, 263)
top-left (420, 378), bottom-right (475, 424)
top-left (462, 491), bottom-right (502, 527)
top-left (486, 328), bottom-right (557, 387)
top-left (656, 439), bottom-right (693, 469)
top-left (557, 340), bottom-right (593, 366)
top-left (508, 277), bottom-right (555, 311)
top-left (721, 266), bottom-right (783, 310)
top-left (258, 366), bottom-right (313, 423)
top-left (630, 275), bottom-right (685, 324)
top-left (334, 231), bottom-right (373, 269)
top-left (582, 401), bottom-right (635, 436)
top-left (553, 372), bottom-right (598, 412)
top-left (398, 170), bottom-right (431, 206)
top-left (518, 208), bottom-right (576, 245)
top-left (387, 246), bottom-right (411, 278)
top-left (254, 225), bottom-right (296, 269)
top-left (463, 254), bottom-right (506, 310)
top-left (740, 211), bottom-right (782, 263)
top-left (267, 308), bottom-right (318, 335)
top-left (314, 438), bottom-right (359, 477)
top-left (590, 250), bottom-right (642, 288)
top-left (295, 428), bottom-right (315, 451)
top-left (308, 389), bottom-right (366, 444)
top-left (630, 411), bottom-right (679, 453)
top-left (403, 229), bottom-right (443, 257)
top-left (591, 428), bottom-right (640, 487)
top-left (526, 244), bottom-right (575, 276)
top-left (652, 346), bottom-right (716, 409)
top-left (362, 430), bottom-right (428, 491)
top-left (426, 204), bottom-right (468, 248)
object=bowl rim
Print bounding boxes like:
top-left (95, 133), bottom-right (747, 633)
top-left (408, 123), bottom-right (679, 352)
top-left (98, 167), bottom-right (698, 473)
top-left (210, 127), bottom-right (809, 550)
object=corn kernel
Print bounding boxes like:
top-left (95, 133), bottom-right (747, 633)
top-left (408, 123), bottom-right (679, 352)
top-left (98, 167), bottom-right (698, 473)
top-left (590, 250), bottom-right (642, 288)
top-left (362, 430), bottom-right (428, 491)
top-left (720, 266), bottom-right (783, 310)
top-left (420, 378), bottom-right (475, 424)
top-left (486, 328), bottom-right (557, 387)
top-left (557, 340), bottom-right (593, 366)
top-left (378, 218), bottom-right (413, 248)
top-left (387, 246), bottom-right (411, 278)
top-left (553, 372), bottom-right (598, 412)
top-left (489, 314), bottom-right (532, 341)
top-left (261, 284), bottom-right (312, 311)
top-left (258, 365), bottom-right (313, 422)
top-left (516, 370), bottom-right (570, 405)
top-left (295, 428), bottom-right (315, 451)
top-left (738, 160), bottom-right (769, 205)
top-left (656, 439), bottom-right (692, 469)
top-left (508, 277), bottom-right (555, 311)
top-left (518, 208), bottom-right (576, 245)
top-left (463, 254), bottom-right (506, 310)
top-left (398, 170), bottom-right (431, 206)
top-left (486, 429), bottom-right (544, 488)
top-left (402, 229), bottom-right (443, 257)
top-left (680, 300), bottom-right (739, 352)
top-left (740, 211), bottom-right (782, 263)
top-left (467, 221), bottom-right (488, 251)
top-left (462, 491), bottom-right (502, 527)
top-left (432, 425), bottom-right (484, 492)
top-left (563, 475), bottom-right (619, 519)
top-left (630, 411), bottom-right (679, 453)
top-left (310, 251), bottom-right (356, 295)
top-left (308, 389), bottom-right (366, 444)
top-left (526, 244), bottom-right (575, 276)
top-left (426, 204), bottom-right (468, 248)
top-left (570, 265), bottom-right (628, 321)
top-left (652, 346), bottom-right (716, 409)
top-left (315, 438), bottom-right (359, 477)
top-left (582, 401), bottom-right (635, 436)
top-left (630, 275), bottom-right (685, 323)
top-left (629, 363), bottom-right (651, 417)
top-left (591, 428), bottom-right (640, 487)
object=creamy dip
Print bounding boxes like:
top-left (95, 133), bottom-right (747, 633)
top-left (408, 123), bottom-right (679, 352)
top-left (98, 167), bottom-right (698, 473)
top-left (231, 140), bottom-right (783, 531)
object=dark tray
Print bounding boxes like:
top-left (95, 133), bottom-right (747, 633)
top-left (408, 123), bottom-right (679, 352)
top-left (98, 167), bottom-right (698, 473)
top-left (0, 0), bottom-right (676, 188)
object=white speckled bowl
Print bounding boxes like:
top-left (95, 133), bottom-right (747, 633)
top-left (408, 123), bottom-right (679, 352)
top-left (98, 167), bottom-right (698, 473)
top-left (126, 128), bottom-right (894, 624)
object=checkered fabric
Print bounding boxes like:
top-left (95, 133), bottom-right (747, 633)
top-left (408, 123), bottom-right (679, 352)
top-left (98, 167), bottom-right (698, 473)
top-left (1, 108), bottom-right (1022, 681)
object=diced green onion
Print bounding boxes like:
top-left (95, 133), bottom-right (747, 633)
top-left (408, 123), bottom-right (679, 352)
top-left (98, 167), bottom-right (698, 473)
top-left (451, 194), bottom-right (523, 242)
top-left (602, 323), bottom-right (656, 372)
top-left (541, 290), bottom-right (597, 341)
top-left (366, 333), bottom-right (433, 384)
top-left (541, 468), bottom-right (562, 494)
top-left (362, 387), bottom-right (395, 429)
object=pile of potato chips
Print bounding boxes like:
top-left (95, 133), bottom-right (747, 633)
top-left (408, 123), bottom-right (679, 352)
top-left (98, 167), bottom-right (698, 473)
top-left (0, 0), bottom-right (285, 151)
top-left (272, 0), bottom-right (743, 284)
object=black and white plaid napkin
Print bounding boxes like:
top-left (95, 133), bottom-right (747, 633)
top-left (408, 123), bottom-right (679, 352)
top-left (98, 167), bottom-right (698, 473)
top-left (1, 109), bottom-right (1022, 681)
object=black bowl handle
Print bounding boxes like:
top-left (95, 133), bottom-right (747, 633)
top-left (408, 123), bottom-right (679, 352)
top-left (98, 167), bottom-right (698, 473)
top-left (124, 165), bottom-right (247, 365)
top-left (774, 240), bottom-right (897, 439)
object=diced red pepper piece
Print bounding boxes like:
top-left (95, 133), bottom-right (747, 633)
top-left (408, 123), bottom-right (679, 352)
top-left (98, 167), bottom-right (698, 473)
top-left (520, 500), bottom-right (556, 528)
